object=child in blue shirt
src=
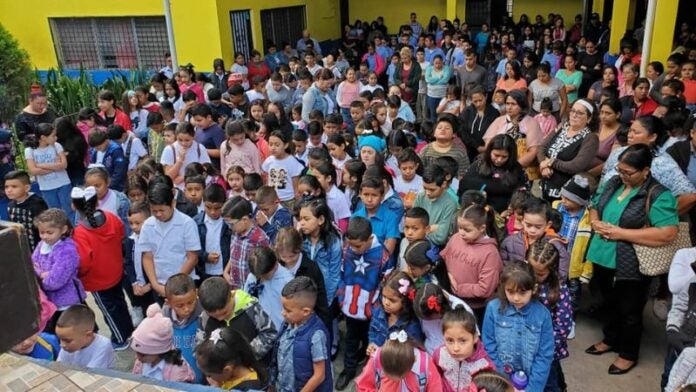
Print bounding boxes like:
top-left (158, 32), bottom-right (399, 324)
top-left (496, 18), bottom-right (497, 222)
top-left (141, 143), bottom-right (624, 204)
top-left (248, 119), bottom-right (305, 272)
top-left (12, 333), bottom-right (61, 361)
top-left (255, 185), bottom-right (293, 244)
top-left (245, 246), bottom-right (294, 330)
top-left (482, 261), bottom-right (554, 392)
top-left (352, 177), bottom-right (402, 255)
top-left (193, 184), bottom-right (231, 281)
top-left (88, 127), bottom-right (128, 192)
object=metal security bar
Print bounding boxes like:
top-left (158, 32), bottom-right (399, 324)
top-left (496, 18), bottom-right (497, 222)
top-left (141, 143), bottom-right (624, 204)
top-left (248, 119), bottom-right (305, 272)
top-left (260, 6), bottom-right (306, 52)
top-left (49, 17), bottom-right (169, 70)
top-left (230, 10), bottom-right (253, 60)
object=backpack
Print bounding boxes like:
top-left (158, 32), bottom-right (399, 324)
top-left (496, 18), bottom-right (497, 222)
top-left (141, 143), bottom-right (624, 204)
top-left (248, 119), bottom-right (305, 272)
top-left (374, 348), bottom-right (428, 392)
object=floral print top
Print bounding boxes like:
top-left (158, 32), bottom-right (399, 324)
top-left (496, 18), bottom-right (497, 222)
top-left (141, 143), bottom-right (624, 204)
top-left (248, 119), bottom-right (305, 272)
top-left (537, 281), bottom-right (573, 360)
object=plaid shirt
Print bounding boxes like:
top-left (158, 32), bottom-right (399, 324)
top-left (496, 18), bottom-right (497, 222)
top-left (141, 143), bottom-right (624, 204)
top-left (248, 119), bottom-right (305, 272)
top-left (228, 225), bottom-right (269, 289)
top-left (558, 204), bottom-right (584, 252)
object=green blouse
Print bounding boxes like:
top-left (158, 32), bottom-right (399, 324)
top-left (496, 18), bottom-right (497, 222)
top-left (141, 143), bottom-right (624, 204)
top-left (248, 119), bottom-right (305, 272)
top-left (586, 183), bottom-right (678, 270)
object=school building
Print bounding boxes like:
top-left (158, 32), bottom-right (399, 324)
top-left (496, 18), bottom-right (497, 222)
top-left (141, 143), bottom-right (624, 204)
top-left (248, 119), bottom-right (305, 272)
top-left (0, 0), bottom-right (687, 77)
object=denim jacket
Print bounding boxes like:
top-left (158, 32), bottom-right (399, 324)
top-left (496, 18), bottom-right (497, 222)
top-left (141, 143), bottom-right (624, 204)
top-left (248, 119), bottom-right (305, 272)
top-left (368, 305), bottom-right (424, 347)
top-left (482, 298), bottom-right (554, 392)
top-left (303, 234), bottom-right (343, 303)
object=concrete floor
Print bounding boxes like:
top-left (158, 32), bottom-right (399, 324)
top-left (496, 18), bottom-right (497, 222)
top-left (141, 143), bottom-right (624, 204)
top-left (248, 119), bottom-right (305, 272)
top-left (89, 294), bottom-right (668, 391)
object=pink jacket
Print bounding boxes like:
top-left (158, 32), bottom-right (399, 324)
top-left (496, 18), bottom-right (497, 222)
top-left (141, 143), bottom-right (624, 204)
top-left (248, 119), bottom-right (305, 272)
top-left (440, 235), bottom-right (502, 309)
top-left (132, 358), bottom-right (195, 383)
top-left (356, 348), bottom-right (443, 392)
top-left (432, 343), bottom-right (495, 392)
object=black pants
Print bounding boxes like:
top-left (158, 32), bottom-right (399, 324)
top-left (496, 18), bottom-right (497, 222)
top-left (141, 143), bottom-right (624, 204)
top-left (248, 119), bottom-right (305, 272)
top-left (92, 280), bottom-right (134, 345)
top-left (343, 317), bottom-right (370, 373)
top-left (594, 263), bottom-right (650, 361)
top-left (121, 277), bottom-right (155, 311)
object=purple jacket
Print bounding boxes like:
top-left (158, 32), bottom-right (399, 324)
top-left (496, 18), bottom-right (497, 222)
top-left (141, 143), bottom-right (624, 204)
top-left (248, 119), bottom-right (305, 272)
top-left (32, 238), bottom-right (85, 308)
top-left (500, 232), bottom-right (570, 279)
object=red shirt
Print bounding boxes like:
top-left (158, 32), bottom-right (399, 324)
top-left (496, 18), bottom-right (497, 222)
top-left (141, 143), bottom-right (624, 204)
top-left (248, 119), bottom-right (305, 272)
top-left (684, 79), bottom-right (696, 104)
top-left (73, 211), bottom-right (125, 291)
top-left (100, 108), bottom-right (132, 131)
top-left (247, 62), bottom-right (271, 84)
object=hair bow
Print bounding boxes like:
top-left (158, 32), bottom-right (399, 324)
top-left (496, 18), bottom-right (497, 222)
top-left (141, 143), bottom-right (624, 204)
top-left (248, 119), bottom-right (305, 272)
top-left (407, 288), bottom-right (416, 301)
top-left (248, 281), bottom-right (265, 297)
top-left (389, 330), bottom-right (408, 343)
top-left (397, 279), bottom-right (411, 295)
top-left (425, 244), bottom-right (440, 265)
top-left (209, 328), bottom-right (223, 344)
top-left (426, 295), bottom-right (442, 313)
top-left (71, 186), bottom-right (97, 201)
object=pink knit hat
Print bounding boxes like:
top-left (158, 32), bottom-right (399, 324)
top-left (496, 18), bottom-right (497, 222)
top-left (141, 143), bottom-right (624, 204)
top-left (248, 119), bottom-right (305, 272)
top-left (131, 304), bottom-right (174, 355)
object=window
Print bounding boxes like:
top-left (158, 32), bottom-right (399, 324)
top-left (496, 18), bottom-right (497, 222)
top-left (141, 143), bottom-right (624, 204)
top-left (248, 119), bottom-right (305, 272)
top-left (260, 6), bottom-right (307, 53)
top-left (50, 17), bottom-right (169, 70)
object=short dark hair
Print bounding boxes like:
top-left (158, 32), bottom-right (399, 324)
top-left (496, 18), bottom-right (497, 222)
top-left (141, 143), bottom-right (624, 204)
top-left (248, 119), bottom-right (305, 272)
top-left (228, 84), bottom-right (245, 97)
top-left (88, 129), bottom-right (109, 147)
top-left (422, 164), bottom-right (447, 186)
top-left (191, 104), bottom-right (213, 118)
top-left (107, 125), bottom-right (126, 141)
top-left (404, 206), bottom-right (429, 226)
top-left (4, 170), bottom-right (31, 185)
top-left (281, 276), bottom-right (318, 308)
top-left (148, 182), bottom-right (175, 206)
top-left (56, 304), bottom-right (95, 330)
top-left (198, 277), bottom-right (231, 312)
top-left (204, 183), bottom-right (226, 203)
top-left (222, 196), bottom-right (253, 219)
top-left (128, 201), bottom-right (150, 217)
top-left (165, 273), bottom-right (196, 297)
top-left (346, 216), bottom-right (372, 241)
top-left (146, 111), bottom-right (164, 127)
top-left (243, 173), bottom-right (263, 191)
top-left (207, 87), bottom-right (222, 101)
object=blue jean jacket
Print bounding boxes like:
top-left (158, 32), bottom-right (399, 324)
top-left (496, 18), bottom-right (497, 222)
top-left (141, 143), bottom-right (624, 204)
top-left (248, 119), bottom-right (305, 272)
top-left (368, 305), bottom-right (424, 347)
top-left (482, 298), bottom-right (554, 392)
top-left (303, 234), bottom-right (343, 303)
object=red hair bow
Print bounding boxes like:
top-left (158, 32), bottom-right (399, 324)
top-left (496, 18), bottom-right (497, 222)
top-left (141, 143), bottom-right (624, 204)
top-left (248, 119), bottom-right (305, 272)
top-left (426, 295), bottom-right (441, 313)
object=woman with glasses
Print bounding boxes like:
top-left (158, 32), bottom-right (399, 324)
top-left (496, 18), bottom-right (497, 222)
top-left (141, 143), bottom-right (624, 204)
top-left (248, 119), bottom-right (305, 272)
top-left (538, 99), bottom-right (599, 201)
top-left (585, 143), bottom-right (678, 375)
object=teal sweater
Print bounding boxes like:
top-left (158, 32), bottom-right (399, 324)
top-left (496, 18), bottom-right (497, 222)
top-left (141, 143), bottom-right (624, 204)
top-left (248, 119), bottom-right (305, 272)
top-left (413, 191), bottom-right (459, 246)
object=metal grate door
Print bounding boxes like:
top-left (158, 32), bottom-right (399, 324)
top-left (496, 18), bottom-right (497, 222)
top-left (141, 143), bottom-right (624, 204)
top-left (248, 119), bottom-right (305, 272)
top-left (230, 10), bottom-right (253, 60)
top-left (466, 0), bottom-right (490, 29)
top-left (260, 6), bottom-right (306, 52)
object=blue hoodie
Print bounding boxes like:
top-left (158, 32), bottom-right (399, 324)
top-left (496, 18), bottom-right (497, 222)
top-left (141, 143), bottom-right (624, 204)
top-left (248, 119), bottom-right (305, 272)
top-left (90, 140), bottom-right (127, 191)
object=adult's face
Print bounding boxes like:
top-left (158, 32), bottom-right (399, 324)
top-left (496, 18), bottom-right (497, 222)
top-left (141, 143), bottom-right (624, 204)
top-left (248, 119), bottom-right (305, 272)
top-left (585, 42), bottom-right (597, 54)
top-left (536, 70), bottom-right (550, 83)
top-left (568, 102), bottom-right (590, 129)
top-left (30, 96), bottom-right (48, 113)
top-left (599, 105), bottom-right (620, 126)
top-left (634, 82), bottom-right (650, 101)
top-left (627, 120), bottom-right (657, 146)
top-left (505, 96), bottom-right (522, 118)
top-left (433, 58), bottom-right (443, 70)
top-left (616, 161), bottom-right (649, 188)
top-left (465, 55), bottom-right (476, 68)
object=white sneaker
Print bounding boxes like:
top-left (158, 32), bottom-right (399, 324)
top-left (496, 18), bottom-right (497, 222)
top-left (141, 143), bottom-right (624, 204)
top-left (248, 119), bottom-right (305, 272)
top-left (568, 322), bottom-right (576, 340)
top-left (653, 299), bottom-right (670, 321)
top-left (130, 307), bottom-right (144, 328)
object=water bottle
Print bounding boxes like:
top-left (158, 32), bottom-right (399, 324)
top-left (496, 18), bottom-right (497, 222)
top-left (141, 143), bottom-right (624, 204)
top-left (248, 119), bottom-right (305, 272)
top-left (511, 370), bottom-right (528, 392)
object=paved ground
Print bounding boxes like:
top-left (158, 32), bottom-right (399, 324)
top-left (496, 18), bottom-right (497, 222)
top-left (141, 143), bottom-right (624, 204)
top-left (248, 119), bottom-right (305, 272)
top-left (89, 291), bottom-right (668, 391)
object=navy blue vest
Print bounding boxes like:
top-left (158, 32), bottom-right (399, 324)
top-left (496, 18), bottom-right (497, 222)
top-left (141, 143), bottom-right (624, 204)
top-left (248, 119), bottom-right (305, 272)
top-left (289, 313), bottom-right (333, 392)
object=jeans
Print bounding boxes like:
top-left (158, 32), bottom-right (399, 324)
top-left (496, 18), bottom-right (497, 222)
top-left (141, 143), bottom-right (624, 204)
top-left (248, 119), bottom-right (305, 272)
top-left (343, 317), bottom-right (370, 373)
top-left (92, 280), bottom-right (134, 345)
top-left (426, 95), bottom-right (442, 122)
top-left (340, 107), bottom-right (353, 132)
top-left (416, 93), bottom-right (427, 123)
top-left (545, 359), bottom-right (566, 392)
top-left (41, 183), bottom-right (75, 222)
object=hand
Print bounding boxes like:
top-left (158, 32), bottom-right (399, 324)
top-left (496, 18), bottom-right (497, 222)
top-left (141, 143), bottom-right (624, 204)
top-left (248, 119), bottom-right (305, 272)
top-left (429, 224), bottom-right (439, 234)
top-left (256, 211), bottom-right (268, 226)
top-left (208, 252), bottom-right (220, 264)
top-left (206, 377), bottom-right (221, 387)
top-left (366, 343), bottom-right (378, 357)
top-left (667, 330), bottom-right (691, 351)
top-left (40, 271), bottom-right (49, 280)
top-left (152, 282), bottom-right (166, 297)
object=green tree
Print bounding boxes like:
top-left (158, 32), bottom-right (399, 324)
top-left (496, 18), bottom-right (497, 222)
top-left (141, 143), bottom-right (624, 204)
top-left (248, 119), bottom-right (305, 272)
top-left (0, 23), bottom-right (33, 126)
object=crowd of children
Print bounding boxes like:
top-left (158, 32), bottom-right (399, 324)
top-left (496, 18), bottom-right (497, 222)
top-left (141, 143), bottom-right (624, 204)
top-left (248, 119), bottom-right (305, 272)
top-left (7, 8), bottom-right (696, 392)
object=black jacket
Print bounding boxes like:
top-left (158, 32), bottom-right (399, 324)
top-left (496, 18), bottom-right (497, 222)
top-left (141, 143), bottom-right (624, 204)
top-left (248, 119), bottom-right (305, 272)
top-left (193, 211), bottom-right (231, 279)
top-left (459, 104), bottom-right (500, 162)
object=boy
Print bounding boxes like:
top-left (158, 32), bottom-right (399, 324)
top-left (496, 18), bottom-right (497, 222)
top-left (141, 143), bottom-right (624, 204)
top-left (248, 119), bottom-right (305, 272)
top-left (352, 177), bottom-right (402, 255)
top-left (292, 129), bottom-right (309, 163)
top-left (207, 87), bottom-right (233, 122)
top-left (433, 156), bottom-right (461, 202)
top-left (4, 170), bottom-right (47, 250)
top-left (243, 173), bottom-right (264, 203)
top-left (159, 100), bottom-right (178, 125)
top-left (492, 89), bottom-right (507, 114)
top-left (349, 100), bottom-right (365, 134)
top-left (125, 201), bottom-right (155, 326)
top-left (163, 123), bottom-right (177, 146)
top-left (184, 175), bottom-right (205, 213)
top-left (246, 75), bottom-right (267, 102)
top-left (255, 185), bottom-right (292, 244)
top-left (107, 123), bottom-right (148, 173)
top-left (276, 276), bottom-right (332, 392)
top-left (323, 113), bottom-right (343, 139)
top-left (139, 183), bottom-right (201, 300)
top-left (194, 184), bottom-right (231, 281)
top-left (394, 148), bottom-right (423, 209)
top-left (55, 305), bottom-right (115, 369)
top-left (222, 196), bottom-right (270, 289)
top-left (88, 127), bottom-right (127, 191)
top-left (307, 121), bottom-right (325, 150)
top-left (335, 217), bottom-right (392, 390)
top-left (162, 273), bottom-right (204, 383)
top-left (415, 47), bottom-right (429, 123)
top-left (225, 84), bottom-right (250, 120)
top-left (413, 165), bottom-right (458, 247)
top-left (267, 72), bottom-right (293, 113)
top-left (398, 206), bottom-right (430, 271)
top-left (192, 104), bottom-right (225, 170)
top-left (197, 276), bottom-right (276, 360)
top-left (147, 111), bottom-right (166, 162)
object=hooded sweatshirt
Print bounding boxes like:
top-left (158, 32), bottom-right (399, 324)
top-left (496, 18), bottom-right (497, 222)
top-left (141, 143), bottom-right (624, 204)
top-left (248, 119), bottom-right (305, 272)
top-left (432, 342), bottom-right (495, 392)
top-left (440, 235), bottom-right (502, 309)
top-left (73, 211), bottom-right (125, 291)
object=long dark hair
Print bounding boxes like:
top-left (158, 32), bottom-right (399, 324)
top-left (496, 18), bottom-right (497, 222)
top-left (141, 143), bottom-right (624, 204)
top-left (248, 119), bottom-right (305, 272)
top-left (72, 189), bottom-right (100, 227)
top-left (195, 327), bottom-right (268, 386)
top-left (526, 238), bottom-right (561, 306)
top-left (297, 198), bottom-right (340, 246)
top-left (478, 134), bottom-right (521, 187)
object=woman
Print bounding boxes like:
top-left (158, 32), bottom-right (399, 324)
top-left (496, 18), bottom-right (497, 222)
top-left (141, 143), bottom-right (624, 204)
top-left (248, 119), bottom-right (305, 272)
top-left (247, 50), bottom-right (272, 84)
top-left (459, 86), bottom-right (500, 162)
top-left (585, 144), bottom-right (678, 375)
top-left (483, 89), bottom-right (544, 181)
top-left (458, 134), bottom-right (525, 212)
top-left (588, 99), bottom-right (623, 178)
top-left (520, 51), bottom-right (539, 85)
top-left (619, 78), bottom-right (658, 124)
top-left (55, 117), bottom-right (88, 186)
top-left (528, 62), bottom-right (568, 118)
top-left (538, 99), bottom-right (599, 200)
top-left (619, 63), bottom-right (639, 98)
top-left (555, 54), bottom-right (583, 103)
top-left (495, 61), bottom-right (527, 94)
top-left (393, 47), bottom-right (422, 105)
top-left (301, 69), bottom-right (337, 123)
top-left (424, 55), bottom-right (452, 122)
top-left (588, 65), bottom-right (619, 105)
top-left (15, 93), bottom-right (56, 144)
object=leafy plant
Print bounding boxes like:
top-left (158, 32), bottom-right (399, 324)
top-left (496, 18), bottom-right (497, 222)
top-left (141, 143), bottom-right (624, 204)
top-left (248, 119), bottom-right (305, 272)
top-left (41, 67), bottom-right (99, 118)
top-left (0, 23), bottom-right (33, 126)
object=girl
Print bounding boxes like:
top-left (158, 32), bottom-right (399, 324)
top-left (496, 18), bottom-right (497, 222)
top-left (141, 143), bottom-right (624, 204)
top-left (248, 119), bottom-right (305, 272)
top-left (470, 371), bottom-right (514, 392)
top-left (337, 68), bottom-right (361, 126)
top-left (125, 174), bottom-right (148, 204)
top-left (177, 67), bottom-right (204, 103)
top-left (122, 91), bottom-right (149, 139)
top-left (385, 129), bottom-right (414, 176)
top-left (160, 122), bottom-right (211, 190)
top-left (162, 79), bottom-right (184, 116)
top-left (71, 186), bottom-right (133, 350)
top-left (243, 118), bottom-right (270, 164)
top-left (402, 240), bottom-right (439, 288)
top-left (262, 130), bottom-right (304, 207)
top-left (432, 306), bottom-right (495, 392)
top-left (527, 240), bottom-right (573, 392)
top-left (356, 329), bottom-right (443, 391)
top-left (131, 304), bottom-right (195, 382)
top-left (328, 133), bottom-right (352, 180)
top-left (248, 100), bottom-right (265, 128)
top-left (414, 283), bottom-right (476, 355)
top-left (84, 166), bottom-right (131, 234)
top-left (500, 197), bottom-right (570, 279)
top-left (24, 123), bottom-right (74, 221)
top-left (359, 134), bottom-right (386, 168)
top-left (98, 90), bottom-right (132, 131)
top-left (361, 71), bottom-right (384, 93)
top-left (291, 104), bottom-right (306, 131)
top-left (441, 204), bottom-right (502, 323)
top-left (32, 208), bottom-right (85, 332)
top-left (55, 117), bottom-right (88, 186)
top-left (367, 272), bottom-right (424, 358)
top-left (196, 327), bottom-right (268, 391)
top-left (503, 188), bottom-right (532, 236)
top-left (482, 261), bottom-right (554, 392)
top-left (244, 247), bottom-right (293, 330)
top-left (220, 120), bottom-right (262, 176)
top-left (230, 52), bottom-right (250, 90)
top-left (394, 148), bottom-right (423, 209)
top-left (314, 161), bottom-right (351, 232)
top-left (226, 166), bottom-right (246, 198)
top-left (342, 158), bottom-right (366, 211)
top-left (436, 85), bottom-right (462, 116)
top-left (77, 108), bottom-right (107, 144)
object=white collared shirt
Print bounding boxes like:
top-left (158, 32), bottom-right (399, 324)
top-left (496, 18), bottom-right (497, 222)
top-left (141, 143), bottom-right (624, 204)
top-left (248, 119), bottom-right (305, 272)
top-left (142, 359), bottom-right (166, 380)
top-left (204, 214), bottom-right (224, 276)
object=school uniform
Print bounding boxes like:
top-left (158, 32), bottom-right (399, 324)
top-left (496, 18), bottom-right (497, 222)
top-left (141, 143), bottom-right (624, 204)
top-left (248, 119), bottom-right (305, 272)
top-left (193, 212), bottom-right (231, 280)
top-left (245, 265), bottom-right (294, 330)
top-left (57, 334), bottom-right (116, 369)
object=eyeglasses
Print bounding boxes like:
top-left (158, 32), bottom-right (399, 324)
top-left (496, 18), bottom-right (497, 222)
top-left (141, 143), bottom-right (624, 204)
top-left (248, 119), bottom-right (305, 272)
top-left (569, 109), bottom-right (588, 117)
top-left (615, 164), bottom-right (639, 177)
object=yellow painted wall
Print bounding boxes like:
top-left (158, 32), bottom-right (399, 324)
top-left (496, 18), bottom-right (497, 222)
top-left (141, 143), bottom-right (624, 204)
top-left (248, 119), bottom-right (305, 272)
top-left (512, 0), bottom-right (584, 27)
top-left (649, 1), bottom-right (678, 63)
top-left (348, 0), bottom-right (447, 36)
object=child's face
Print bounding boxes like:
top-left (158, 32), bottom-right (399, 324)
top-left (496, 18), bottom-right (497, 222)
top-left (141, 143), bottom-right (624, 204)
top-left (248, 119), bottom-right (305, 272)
top-left (250, 105), bottom-right (264, 121)
top-left (37, 222), bottom-right (67, 246)
top-left (359, 186), bottom-right (383, 211)
top-left (360, 146), bottom-right (377, 166)
top-left (327, 142), bottom-right (345, 159)
top-left (163, 130), bottom-right (176, 145)
top-left (350, 107), bottom-right (364, 123)
top-left (375, 108), bottom-right (387, 124)
top-left (434, 121), bottom-right (454, 142)
top-left (444, 324), bottom-right (478, 361)
top-left (324, 123), bottom-right (340, 137)
top-left (457, 217), bottom-right (486, 243)
top-left (128, 212), bottom-right (147, 235)
top-left (298, 182), bottom-right (320, 199)
top-left (4, 179), bottom-right (30, 201)
top-left (423, 181), bottom-right (446, 201)
top-left (308, 134), bottom-right (322, 147)
top-left (256, 200), bottom-right (278, 220)
top-left (177, 133), bottom-right (194, 149)
top-left (416, 52), bottom-right (425, 63)
top-left (540, 108), bottom-right (552, 117)
top-left (136, 352), bottom-right (161, 366)
top-left (347, 237), bottom-right (371, 254)
top-left (522, 213), bottom-right (550, 241)
top-left (315, 172), bottom-right (332, 192)
top-left (504, 283), bottom-right (533, 310)
top-left (368, 74), bottom-right (378, 85)
top-left (342, 171), bottom-right (356, 187)
top-left (359, 65), bottom-right (369, 75)
top-left (560, 195), bottom-right (582, 212)
top-left (403, 217), bottom-right (428, 242)
top-left (227, 173), bottom-right (244, 192)
top-left (490, 149), bottom-right (510, 167)
top-left (346, 69), bottom-right (356, 82)
top-left (127, 188), bottom-right (146, 203)
top-left (269, 135), bottom-right (288, 157)
top-left (682, 63), bottom-right (695, 80)
top-left (194, 115), bottom-right (213, 129)
top-left (399, 161), bottom-right (418, 182)
top-left (166, 288), bottom-right (198, 321)
top-left (529, 259), bottom-right (551, 283)
top-left (55, 325), bottom-right (94, 353)
top-left (185, 183), bottom-right (204, 206)
top-left (244, 189), bottom-right (257, 201)
top-left (281, 296), bottom-right (311, 326)
top-left (205, 201), bottom-right (224, 220)
top-left (229, 133), bottom-right (246, 146)
top-left (226, 215), bottom-right (252, 235)
top-left (206, 292), bottom-right (234, 321)
top-left (85, 174), bottom-right (110, 200)
top-left (151, 203), bottom-right (175, 223)
top-left (381, 286), bottom-right (404, 316)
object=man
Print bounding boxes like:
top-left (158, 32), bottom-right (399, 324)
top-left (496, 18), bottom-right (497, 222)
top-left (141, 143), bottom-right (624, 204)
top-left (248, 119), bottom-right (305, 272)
top-left (455, 49), bottom-right (486, 101)
top-left (424, 34), bottom-right (445, 63)
top-left (374, 36), bottom-right (393, 63)
top-left (296, 30), bottom-right (321, 57)
top-left (409, 13), bottom-right (423, 39)
top-left (159, 52), bottom-right (174, 79)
